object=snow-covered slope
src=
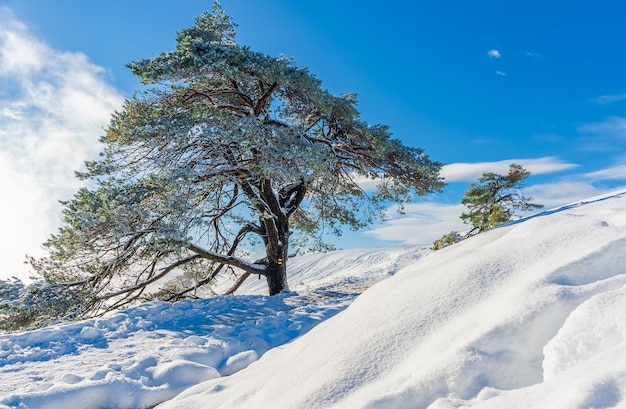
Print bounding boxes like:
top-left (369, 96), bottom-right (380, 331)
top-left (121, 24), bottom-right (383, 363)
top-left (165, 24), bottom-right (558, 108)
top-left (213, 245), bottom-right (426, 295)
top-left (0, 245), bottom-right (425, 408)
top-left (159, 190), bottom-right (626, 409)
top-left (2, 190), bottom-right (626, 409)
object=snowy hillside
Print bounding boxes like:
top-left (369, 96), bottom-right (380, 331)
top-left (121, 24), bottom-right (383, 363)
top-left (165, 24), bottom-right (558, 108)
top-left (0, 246), bottom-right (425, 408)
top-left (160, 190), bottom-right (626, 409)
top-left (212, 246), bottom-right (426, 295)
top-left (2, 190), bottom-right (626, 408)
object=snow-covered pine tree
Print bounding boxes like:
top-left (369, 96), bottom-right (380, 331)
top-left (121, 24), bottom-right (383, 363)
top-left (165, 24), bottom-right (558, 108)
top-left (31, 2), bottom-right (443, 315)
top-left (0, 277), bottom-right (86, 331)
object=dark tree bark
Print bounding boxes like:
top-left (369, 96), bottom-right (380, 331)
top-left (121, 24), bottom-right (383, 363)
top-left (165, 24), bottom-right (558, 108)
top-left (256, 178), bottom-right (304, 295)
top-left (263, 216), bottom-right (290, 295)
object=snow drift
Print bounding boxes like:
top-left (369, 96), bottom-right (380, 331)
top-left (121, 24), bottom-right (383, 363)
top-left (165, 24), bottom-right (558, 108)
top-left (159, 191), bottom-right (626, 409)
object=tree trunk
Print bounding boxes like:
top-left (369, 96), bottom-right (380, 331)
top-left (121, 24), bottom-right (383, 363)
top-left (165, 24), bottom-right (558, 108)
top-left (265, 260), bottom-right (288, 296)
top-left (257, 177), bottom-right (306, 296)
top-left (263, 215), bottom-right (290, 296)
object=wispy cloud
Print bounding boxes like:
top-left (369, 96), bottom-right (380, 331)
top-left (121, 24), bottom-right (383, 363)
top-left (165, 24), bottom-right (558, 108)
top-left (577, 116), bottom-right (626, 150)
top-left (580, 164), bottom-right (626, 182)
top-left (495, 70), bottom-right (506, 77)
top-left (524, 51), bottom-right (542, 61)
top-left (525, 182), bottom-right (602, 209)
top-left (487, 49), bottom-right (501, 59)
top-left (526, 159), bottom-right (626, 208)
top-left (440, 157), bottom-right (578, 183)
top-left (590, 93), bottom-right (626, 105)
top-left (366, 203), bottom-right (467, 245)
top-left (0, 8), bottom-right (124, 280)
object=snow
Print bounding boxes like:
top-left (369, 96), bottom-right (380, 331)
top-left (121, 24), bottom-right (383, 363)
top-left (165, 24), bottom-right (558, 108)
top-left (2, 190), bottom-right (626, 408)
top-left (0, 246), bottom-right (423, 408)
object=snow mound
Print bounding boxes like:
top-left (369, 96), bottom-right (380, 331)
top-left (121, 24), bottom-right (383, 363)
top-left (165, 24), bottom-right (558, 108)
top-left (159, 190), bottom-right (626, 409)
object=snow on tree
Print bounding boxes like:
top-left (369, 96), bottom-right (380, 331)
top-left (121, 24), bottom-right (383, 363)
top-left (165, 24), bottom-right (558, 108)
top-left (31, 3), bottom-right (443, 315)
top-left (0, 277), bottom-right (86, 331)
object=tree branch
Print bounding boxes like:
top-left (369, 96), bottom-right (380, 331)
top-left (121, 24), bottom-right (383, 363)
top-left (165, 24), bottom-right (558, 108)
top-left (165, 223), bottom-right (263, 300)
top-left (186, 242), bottom-right (266, 275)
top-left (96, 254), bottom-right (202, 301)
top-left (254, 81), bottom-right (278, 116)
top-left (228, 78), bottom-right (255, 109)
top-left (224, 271), bottom-right (252, 295)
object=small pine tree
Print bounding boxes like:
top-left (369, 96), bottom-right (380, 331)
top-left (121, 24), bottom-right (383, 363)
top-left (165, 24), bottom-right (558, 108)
top-left (430, 231), bottom-right (463, 250)
top-left (460, 163), bottom-right (543, 237)
top-left (431, 163), bottom-right (543, 250)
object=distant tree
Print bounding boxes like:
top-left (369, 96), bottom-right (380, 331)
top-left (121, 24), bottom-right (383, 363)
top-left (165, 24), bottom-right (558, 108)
top-left (430, 231), bottom-right (463, 251)
top-left (460, 163), bottom-right (543, 237)
top-left (31, 3), bottom-right (444, 315)
top-left (431, 163), bottom-right (543, 250)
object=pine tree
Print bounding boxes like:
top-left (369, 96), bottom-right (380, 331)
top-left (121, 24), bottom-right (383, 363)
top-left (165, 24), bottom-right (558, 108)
top-left (430, 231), bottom-right (463, 250)
top-left (0, 278), bottom-right (86, 332)
top-left (460, 163), bottom-right (543, 237)
top-left (31, 3), bottom-right (444, 315)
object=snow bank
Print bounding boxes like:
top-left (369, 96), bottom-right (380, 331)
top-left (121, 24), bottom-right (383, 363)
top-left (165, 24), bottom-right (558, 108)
top-left (0, 246), bottom-right (423, 408)
top-left (0, 295), bottom-right (348, 408)
top-left (3, 191), bottom-right (626, 409)
top-left (159, 191), bottom-right (626, 409)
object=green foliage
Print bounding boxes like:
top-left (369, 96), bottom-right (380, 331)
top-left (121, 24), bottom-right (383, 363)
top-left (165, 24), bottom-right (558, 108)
top-left (32, 2), bottom-right (443, 313)
top-left (460, 163), bottom-right (543, 237)
top-left (0, 278), bottom-right (87, 332)
top-left (431, 164), bottom-right (543, 250)
top-left (430, 231), bottom-right (463, 250)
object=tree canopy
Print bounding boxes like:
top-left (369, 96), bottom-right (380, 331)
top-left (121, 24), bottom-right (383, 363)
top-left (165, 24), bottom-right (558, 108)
top-left (32, 3), bottom-right (444, 315)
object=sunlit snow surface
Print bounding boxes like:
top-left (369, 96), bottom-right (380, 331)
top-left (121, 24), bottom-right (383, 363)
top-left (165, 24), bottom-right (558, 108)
top-left (0, 247), bottom-right (423, 408)
top-left (2, 190), bottom-right (626, 408)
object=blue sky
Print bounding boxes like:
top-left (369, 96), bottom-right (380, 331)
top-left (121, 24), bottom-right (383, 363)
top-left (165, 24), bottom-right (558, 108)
top-left (1, 1), bottom-right (625, 280)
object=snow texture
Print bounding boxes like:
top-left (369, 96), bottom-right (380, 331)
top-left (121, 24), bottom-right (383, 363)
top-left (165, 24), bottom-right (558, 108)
top-left (0, 246), bottom-right (423, 408)
top-left (2, 190), bottom-right (626, 408)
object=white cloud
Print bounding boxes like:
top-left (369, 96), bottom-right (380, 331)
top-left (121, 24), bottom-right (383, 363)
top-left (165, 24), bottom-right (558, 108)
top-left (580, 164), bottom-right (626, 182)
top-left (578, 116), bottom-right (626, 140)
top-left (495, 70), bottom-right (506, 77)
top-left (525, 182), bottom-right (603, 209)
top-left (349, 173), bottom-right (381, 192)
top-left (441, 157), bottom-right (578, 183)
top-left (0, 11), bottom-right (45, 76)
top-left (365, 202), bottom-right (467, 245)
top-left (0, 8), bottom-right (124, 281)
top-left (487, 49), bottom-right (501, 59)
top-left (590, 93), bottom-right (626, 105)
